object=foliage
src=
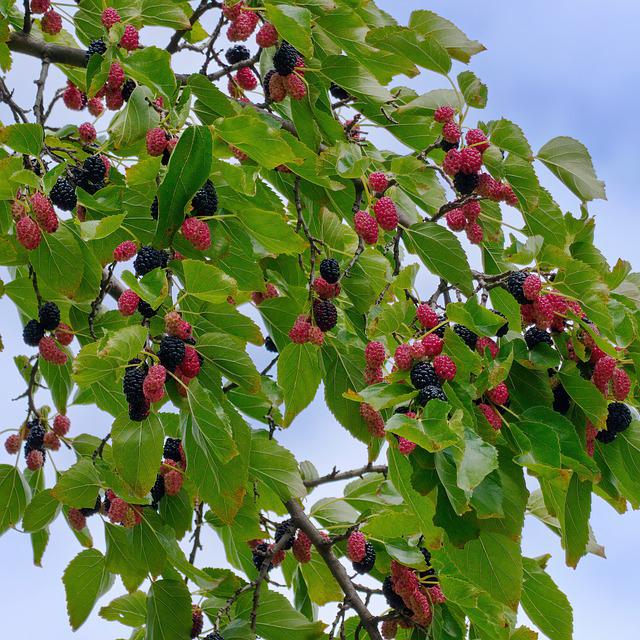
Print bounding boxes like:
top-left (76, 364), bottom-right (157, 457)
top-left (0, 2), bottom-right (637, 640)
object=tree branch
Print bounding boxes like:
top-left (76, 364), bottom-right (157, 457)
top-left (8, 31), bottom-right (87, 67)
top-left (285, 498), bottom-right (383, 640)
top-left (304, 463), bottom-right (388, 489)
top-left (166, 0), bottom-right (220, 54)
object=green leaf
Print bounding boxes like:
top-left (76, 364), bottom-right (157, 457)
top-left (235, 587), bottom-right (325, 640)
top-left (264, 4), bottom-right (313, 57)
top-left (405, 223), bottom-right (473, 295)
top-left (63, 549), bottom-right (114, 630)
top-left (561, 474), bottom-right (592, 567)
top-left (278, 343), bottom-right (321, 427)
top-left (79, 213), bottom-right (127, 241)
top-left (122, 46), bottom-right (177, 101)
top-left (112, 412), bottom-right (165, 498)
top-left (537, 136), bottom-right (606, 202)
top-left (488, 119), bottom-right (532, 159)
top-left (559, 362), bottom-right (608, 426)
top-left (0, 123), bottom-right (44, 155)
top-left (237, 208), bottom-right (306, 256)
top-left (445, 298), bottom-right (507, 336)
top-left (99, 591), bottom-right (147, 627)
top-left (39, 354), bottom-right (73, 412)
top-left (109, 86), bottom-right (160, 150)
top-left (182, 259), bottom-right (237, 303)
top-left (388, 447), bottom-right (442, 548)
top-left (457, 71), bottom-right (487, 109)
top-left (198, 331), bottom-right (261, 392)
top-left (366, 26), bottom-right (451, 75)
top-left (51, 458), bottom-right (101, 509)
top-left (300, 553), bottom-right (342, 605)
top-left (146, 579), bottom-right (192, 640)
top-left (446, 531), bottom-right (523, 611)
top-left (0, 465), bottom-right (30, 535)
top-left (121, 267), bottom-right (169, 309)
top-left (155, 125), bottom-right (213, 245)
top-left (22, 489), bottom-right (60, 533)
top-left (409, 10), bottom-right (485, 63)
top-left (141, 0), bottom-right (190, 29)
top-left (321, 55), bottom-right (394, 103)
top-left (521, 557), bottom-right (573, 640)
top-left (249, 430), bottom-right (306, 501)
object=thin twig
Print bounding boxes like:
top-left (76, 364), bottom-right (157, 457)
top-left (187, 501), bottom-right (204, 568)
top-left (304, 463), bottom-right (388, 489)
top-left (88, 262), bottom-right (117, 340)
top-left (33, 59), bottom-right (50, 124)
top-left (91, 432), bottom-right (111, 461)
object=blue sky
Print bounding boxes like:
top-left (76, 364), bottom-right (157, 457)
top-left (1, 1), bottom-right (639, 638)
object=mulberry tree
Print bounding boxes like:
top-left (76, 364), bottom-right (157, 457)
top-left (0, 1), bottom-right (636, 639)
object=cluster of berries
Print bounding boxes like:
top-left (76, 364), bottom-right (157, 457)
top-left (445, 199), bottom-right (484, 245)
top-left (476, 381), bottom-right (510, 431)
top-left (354, 172), bottom-right (398, 245)
top-left (506, 270), bottom-right (582, 350)
top-left (223, 1), bottom-right (259, 42)
top-left (346, 530), bottom-right (376, 574)
top-left (181, 180), bottom-right (218, 250)
top-left (263, 42), bottom-right (307, 102)
top-left (435, 105), bottom-right (517, 205)
top-left (63, 15), bottom-right (140, 115)
top-left (288, 259), bottom-right (340, 344)
top-left (145, 126), bottom-right (179, 165)
top-left (13, 190), bottom-right (58, 250)
top-left (22, 301), bottom-right (73, 365)
top-left (103, 489), bottom-right (142, 528)
top-left (150, 438), bottom-right (187, 507)
top-left (122, 314), bottom-right (202, 420)
top-left (30, 0), bottom-right (61, 35)
top-left (381, 552), bottom-right (445, 635)
top-left (251, 282), bottom-right (279, 306)
top-left (4, 414), bottom-right (71, 471)
top-left (250, 518), bottom-right (297, 572)
top-left (67, 495), bottom-right (102, 532)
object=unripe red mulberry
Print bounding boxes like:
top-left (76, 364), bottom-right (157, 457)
top-left (16, 216), bottom-right (42, 250)
top-left (422, 334), bottom-right (443, 357)
top-left (118, 289), bottom-right (140, 316)
top-left (284, 73), bottom-right (307, 100)
top-left (476, 172), bottom-right (503, 200)
top-left (373, 196), bottom-right (399, 231)
top-left (486, 382), bottom-right (509, 405)
top-left (592, 355), bottom-right (616, 394)
top-left (146, 127), bottom-right (167, 156)
top-left (101, 7), bottom-right (121, 28)
top-left (63, 82), bottom-right (84, 111)
top-left (222, 0), bottom-right (244, 20)
top-left (433, 355), bottom-right (456, 381)
top-left (479, 403), bottom-right (501, 430)
top-left (164, 469), bottom-right (183, 496)
top-left (289, 314), bottom-right (312, 344)
top-left (53, 414), bottom-right (70, 436)
top-left (268, 73), bottom-right (287, 102)
top-left (522, 274), bottom-right (542, 301)
top-left (465, 128), bottom-right (490, 153)
top-left (410, 340), bottom-right (426, 361)
top-left (78, 122), bottom-right (97, 143)
top-left (501, 183), bottom-right (518, 206)
top-left (181, 217), bottom-right (211, 250)
top-left (442, 121), bottom-right (461, 144)
top-left (41, 9), bottom-right (62, 35)
top-left (179, 346), bottom-right (201, 378)
top-left (394, 343), bottom-right (413, 371)
top-left (292, 530), bottom-right (312, 563)
top-left (88, 97), bottom-right (104, 117)
top-left (434, 105), bottom-right (455, 123)
top-left (398, 437), bottom-right (417, 455)
top-left (476, 337), bottom-right (498, 358)
top-left (4, 434), bottom-right (21, 454)
top-left (68, 508), bottom-right (86, 531)
top-left (459, 147), bottom-right (483, 174)
top-left (368, 172), bottom-right (389, 193)
top-left (30, 0), bottom-right (50, 13)
top-left (44, 431), bottom-right (60, 451)
top-left (39, 336), bottom-right (67, 365)
top-left (347, 531), bottom-right (367, 562)
top-left (26, 449), bottom-right (44, 470)
top-left (612, 368), bottom-right (631, 401)
top-left (533, 295), bottom-right (554, 330)
top-left (120, 24), bottom-right (139, 51)
top-left (360, 403), bottom-right (385, 437)
top-left (446, 208), bottom-right (466, 231)
top-left (442, 149), bottom-right (462, 176)
top-left (354, 210), bottom-right (378, 244)
top-left (143, 364), bottom-right (166, 403)
top-left (105, 87), bottom-right (124, 110)
top-left (107, 62), bottom-right (125, 89)
top-left (465, 221), bottom-right (483, 244)
top-left (381, 620), bottom-right (398, 639)
top-left (251, 283), bottom-right (279, 305)
top-left (235, 66), bottom-right (257, 91)
top-left (308, 326), bottom-right (325, 346)
top-left (462, 200), bottom-right (481, 222)
top-left (230, 145), bottom-right (249, 161)
top-left (256, 23), bottom-right (278, 48)
top-left (113, 240), bottom-right (137, 262)
top-left (227, 10), bottom-right (259, 41)
top-left (364, 365), bottom-right (383, 385)
top-left (312, 277), bottom-right (340, 300)
top-left (365, 341), bottom-right (386, 367)
top-left (416, 304), bottom-right (439, 329)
